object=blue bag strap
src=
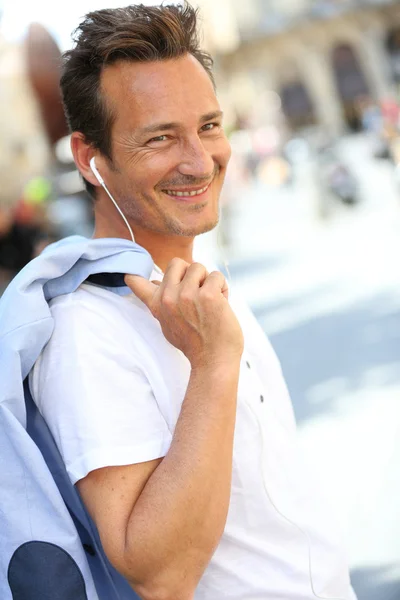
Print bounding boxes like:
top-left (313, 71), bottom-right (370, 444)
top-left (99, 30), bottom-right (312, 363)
top-left (85, 273), bottom-right (127, 288)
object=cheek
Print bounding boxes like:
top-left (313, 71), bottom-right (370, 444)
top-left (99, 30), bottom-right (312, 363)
top-left (223, 141), bottom-right (232, 166)
top-left (127, 164), bottom-right (167, 192)
top-left (212, 136), bottom-right (232, 169)
top-left (134, 153), bottom-right (179, 189)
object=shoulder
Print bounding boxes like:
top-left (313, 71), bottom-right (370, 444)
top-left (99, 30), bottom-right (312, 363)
top-left (50, 283), bottom-right (143, 316)
top-left (37, 284), bottom-right (161, 379)
top-left (31, 283), bottom-right (159, 410)
top-left (49, 283), bottom-right (151, 336)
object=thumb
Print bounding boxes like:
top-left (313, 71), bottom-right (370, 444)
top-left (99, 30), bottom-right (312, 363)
top-left (124, 274), bottom-right (159, 308)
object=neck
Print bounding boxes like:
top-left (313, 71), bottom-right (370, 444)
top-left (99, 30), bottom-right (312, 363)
top-left (93, 217), bottom-right (194, 273)
top-left (133, 228), bottom-right (195, 273)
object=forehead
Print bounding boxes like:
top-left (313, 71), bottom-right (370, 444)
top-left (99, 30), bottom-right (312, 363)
top-left (101, 54), bottom-right (219, 133)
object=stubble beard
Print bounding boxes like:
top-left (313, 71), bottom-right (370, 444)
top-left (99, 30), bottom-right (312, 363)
top-left (118, 189), bottom-right (220, 238)
top-left (163, 200), bottom-right (220, 237)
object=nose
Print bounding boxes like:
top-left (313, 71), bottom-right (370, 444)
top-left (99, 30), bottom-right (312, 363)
top-left (178, 136), bottom-right (215, 179)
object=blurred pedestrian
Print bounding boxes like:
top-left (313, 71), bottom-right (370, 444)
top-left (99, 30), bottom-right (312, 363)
top-left (0, 177), bottom-right (55, 287)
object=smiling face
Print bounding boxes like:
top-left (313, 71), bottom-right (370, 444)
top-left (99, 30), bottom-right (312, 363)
top-left (94, 54), bottom-right (231, 241)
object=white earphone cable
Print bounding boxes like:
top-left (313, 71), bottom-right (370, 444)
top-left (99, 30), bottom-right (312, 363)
top-left (89, 157), bottom-right (135, 243)
top-left (100, 180), bottom-right (135, 244)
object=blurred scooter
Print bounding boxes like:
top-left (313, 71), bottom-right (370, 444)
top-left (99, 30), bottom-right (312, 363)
top-left (319, 146), bottom-right (360, 206)
top-left (328, 164), bottom-right (359, 205)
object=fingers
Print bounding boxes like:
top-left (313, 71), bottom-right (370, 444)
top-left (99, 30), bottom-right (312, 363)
top-left (125, 262), bottom-right (226, 313)
top-left (201, 271), bottom-right (229, 300)
top-left (124, 275), bottom-right (160, 307)
top-left (180, 262), bottom-right (209, 290)
top-left (125, 257), bottom-right (189, 307)
top-left (163, 258), bottom-right (190, 285)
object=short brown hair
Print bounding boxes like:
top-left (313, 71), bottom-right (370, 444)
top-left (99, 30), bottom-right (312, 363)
top-left (60, 2), bottom-right (214, 197)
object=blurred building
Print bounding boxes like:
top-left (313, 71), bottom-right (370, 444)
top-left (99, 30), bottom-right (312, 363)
top-left (198, 0), bottom-right (400, 136)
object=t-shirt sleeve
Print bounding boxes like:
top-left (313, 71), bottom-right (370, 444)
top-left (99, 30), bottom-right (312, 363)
top-left (29, 288), bottom-right (173, 485)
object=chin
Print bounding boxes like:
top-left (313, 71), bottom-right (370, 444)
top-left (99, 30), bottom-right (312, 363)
top-left (161, 199), bottom-right (218, 236)
top-left (197, 217), bottom-right (219, 235)
top-left (188, 206), bottom-right (220, 235)
top-left (168, 214), bottom-right (219, 238)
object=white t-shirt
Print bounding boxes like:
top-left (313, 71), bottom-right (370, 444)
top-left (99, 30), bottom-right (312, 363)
top-left (30, 268), bottom-right (357, 600)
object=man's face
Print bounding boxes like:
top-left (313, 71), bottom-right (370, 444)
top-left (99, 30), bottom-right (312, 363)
top-left (98, 54), bottom-right (231, 238)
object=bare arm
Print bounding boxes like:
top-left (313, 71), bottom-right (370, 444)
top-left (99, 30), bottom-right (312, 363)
top-left (77, 260), bottom-right (243, 600)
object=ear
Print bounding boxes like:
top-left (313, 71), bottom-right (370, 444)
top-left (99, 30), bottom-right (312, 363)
top-left (70, 132), bottom-right (101, 189)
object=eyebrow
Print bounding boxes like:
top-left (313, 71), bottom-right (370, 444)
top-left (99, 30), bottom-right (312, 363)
top-left (138, 110), bottom-right (224, 136)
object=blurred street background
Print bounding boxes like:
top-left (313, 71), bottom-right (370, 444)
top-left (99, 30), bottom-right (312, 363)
top-left (1, 0), bottom-right (400, 598)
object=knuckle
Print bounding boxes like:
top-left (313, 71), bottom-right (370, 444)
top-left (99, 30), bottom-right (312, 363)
top-left (189, 262), bottom-right (207, 275)
top-left (190, 261), bottom-right (205, 270)
top-left (209, 270), bottom-right (224, 283)
top-left (161, 290), bottom-right (175, 309)
top-left (169, 257), bottom-right (188, 268)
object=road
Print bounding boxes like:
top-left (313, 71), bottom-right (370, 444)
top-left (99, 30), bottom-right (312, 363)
top-left (209, 133), bottom-right (400, 600)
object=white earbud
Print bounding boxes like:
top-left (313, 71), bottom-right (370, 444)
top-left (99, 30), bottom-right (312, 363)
top-left (89, 157), bottom-right (104, 186)
top-left (89, 157), bottom-right (135, 243)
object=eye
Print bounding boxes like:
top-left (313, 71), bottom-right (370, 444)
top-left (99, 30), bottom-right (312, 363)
top-left (200, 122), bottom-right (221, 133)
top-left (147, 134), bottom-right (169, 144)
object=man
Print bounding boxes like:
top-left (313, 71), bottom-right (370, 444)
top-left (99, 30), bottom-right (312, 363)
top-left (29, 4), bottom-right (357, 600)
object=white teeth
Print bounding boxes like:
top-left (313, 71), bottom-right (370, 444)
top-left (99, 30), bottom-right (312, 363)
top-left (164, 185), bottom-right (208, 197)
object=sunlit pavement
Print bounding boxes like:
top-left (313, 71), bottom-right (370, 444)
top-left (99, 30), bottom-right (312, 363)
top-left (200, 133), bottom-right (400, 600)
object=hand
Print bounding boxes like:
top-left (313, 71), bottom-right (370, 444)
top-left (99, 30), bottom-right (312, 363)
top-left (125, 258), bottom-right (244, 368)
